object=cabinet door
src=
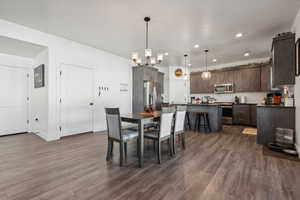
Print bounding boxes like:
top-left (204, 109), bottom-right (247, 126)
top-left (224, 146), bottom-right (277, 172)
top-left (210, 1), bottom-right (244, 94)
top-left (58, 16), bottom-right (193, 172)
top-left (234, 67), bottom-right (261, 92)
top-left (272, 34), bottom-right (295, 86)
top-left (190, 73), bottom-right (199, 94)
top-left (233, 105), bottom-right (251, 125)
top-left (250, 105), bottom-right (257, 126)
top-left (190, 73), bottom-right (211, 93)
top-left (260, 65), bottom-right (271, 91)
top-left (157, 72), bottom-right (164, 94)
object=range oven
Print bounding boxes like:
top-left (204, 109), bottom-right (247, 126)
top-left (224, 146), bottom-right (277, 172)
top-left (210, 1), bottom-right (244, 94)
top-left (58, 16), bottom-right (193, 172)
top-left (217, 102), bottom-right (233, 125)
top-left (214, 84), bottom-right (234, 94)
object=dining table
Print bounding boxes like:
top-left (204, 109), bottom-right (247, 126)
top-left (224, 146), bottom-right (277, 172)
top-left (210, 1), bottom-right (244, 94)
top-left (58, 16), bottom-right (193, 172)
top-left (121, 112), bottom-right (160, 168)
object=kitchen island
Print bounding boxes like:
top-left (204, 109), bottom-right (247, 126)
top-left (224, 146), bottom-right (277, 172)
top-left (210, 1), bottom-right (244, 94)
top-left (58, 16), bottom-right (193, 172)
top-left (256, 105), bottom-right (295, 145)
top-left (187, 104), bottom-right (223, 132)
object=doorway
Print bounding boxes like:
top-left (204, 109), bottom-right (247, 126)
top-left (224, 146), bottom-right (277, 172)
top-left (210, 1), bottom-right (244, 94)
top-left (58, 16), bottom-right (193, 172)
top-left (0, 65), bottom-right (29, 136)
top-left (59, 64), bottom-right (94, 137)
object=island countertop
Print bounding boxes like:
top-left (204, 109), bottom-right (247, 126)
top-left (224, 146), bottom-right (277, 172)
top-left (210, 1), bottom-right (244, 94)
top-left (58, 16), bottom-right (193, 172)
top-left (187, 103), bottom-right (221, 107)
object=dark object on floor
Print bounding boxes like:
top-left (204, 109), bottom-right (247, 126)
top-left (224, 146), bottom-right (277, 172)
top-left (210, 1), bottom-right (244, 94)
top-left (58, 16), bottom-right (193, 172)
top-left (267, 143), bottom-right (284, 152)
top-left (194, 112), bottom-right (211, 133)
top-left (263, 145), bottom-right (299, 162)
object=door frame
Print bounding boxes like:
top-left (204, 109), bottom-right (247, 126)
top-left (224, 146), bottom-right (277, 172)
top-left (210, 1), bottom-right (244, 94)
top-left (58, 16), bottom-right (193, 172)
top-left (58, 63), bottom-right (95, 138)
top-left (0, 64), bottom-right (30, 135)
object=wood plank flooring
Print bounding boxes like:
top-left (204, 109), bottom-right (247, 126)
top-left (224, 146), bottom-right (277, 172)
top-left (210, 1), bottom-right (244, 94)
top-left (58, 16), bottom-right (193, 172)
top-left (0, 126), bottom-right (300, 200)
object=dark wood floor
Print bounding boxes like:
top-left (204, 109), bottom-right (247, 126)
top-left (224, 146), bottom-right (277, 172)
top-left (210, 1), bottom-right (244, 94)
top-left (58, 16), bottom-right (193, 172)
top-left (0, 126), bottom-right (300, 200)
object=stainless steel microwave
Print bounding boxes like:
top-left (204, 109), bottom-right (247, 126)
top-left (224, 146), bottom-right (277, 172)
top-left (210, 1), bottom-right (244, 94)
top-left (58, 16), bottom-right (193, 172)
top-left (214, 84), bottom-right (234, 94)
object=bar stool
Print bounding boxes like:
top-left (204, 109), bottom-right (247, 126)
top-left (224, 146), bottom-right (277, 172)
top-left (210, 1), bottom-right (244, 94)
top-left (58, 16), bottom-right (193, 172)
top-left (194, 112), bottom-right (211, 133)
top-left (185, 112), bottom-right (191, 130)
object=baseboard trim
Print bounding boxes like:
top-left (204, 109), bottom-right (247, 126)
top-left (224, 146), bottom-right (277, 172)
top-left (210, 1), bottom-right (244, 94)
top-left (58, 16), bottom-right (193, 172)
top-left (0, 132), bottom-right (28, 137)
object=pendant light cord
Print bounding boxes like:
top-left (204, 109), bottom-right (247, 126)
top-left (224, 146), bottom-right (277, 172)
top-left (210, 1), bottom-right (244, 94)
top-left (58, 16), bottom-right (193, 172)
top-left (205, 50), bottom-right (208, 72)
top-left (146, 21), bottom-right (149, 49)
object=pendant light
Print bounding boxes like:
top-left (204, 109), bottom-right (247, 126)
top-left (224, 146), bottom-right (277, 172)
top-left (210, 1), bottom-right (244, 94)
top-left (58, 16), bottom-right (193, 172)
top-left (201, 49), bottom-right (211, 80)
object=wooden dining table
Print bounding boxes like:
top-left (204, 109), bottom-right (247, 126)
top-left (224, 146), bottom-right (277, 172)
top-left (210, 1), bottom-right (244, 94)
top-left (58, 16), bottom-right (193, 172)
top-left (121, 112), bottom-right (160, 168)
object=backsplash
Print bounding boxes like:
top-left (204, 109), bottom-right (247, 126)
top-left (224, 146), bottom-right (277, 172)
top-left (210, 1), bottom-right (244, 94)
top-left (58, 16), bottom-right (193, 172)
top-left (191, 92), bottom-right (267, 104)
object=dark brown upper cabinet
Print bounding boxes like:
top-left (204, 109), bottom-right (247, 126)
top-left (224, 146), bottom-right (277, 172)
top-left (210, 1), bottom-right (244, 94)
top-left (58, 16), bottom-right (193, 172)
top-left (190, 73), bottom-right (212, 93)
top-left (260, 64), bottom-right (271, 92)
top-left (234, 66), bottom-right (261, 92)
top-left (190, 63), bottom-right (271, 94)
top-left (272, 33), bottom-right (295, 87)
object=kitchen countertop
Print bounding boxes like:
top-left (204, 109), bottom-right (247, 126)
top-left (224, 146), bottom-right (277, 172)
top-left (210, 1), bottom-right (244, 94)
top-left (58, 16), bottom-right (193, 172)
top-left (233, 103), bottom-right (257, 105)
top-left (257, 104), bottom-right (295, 108)
top-left (187, 103), bottom-right (221, 106)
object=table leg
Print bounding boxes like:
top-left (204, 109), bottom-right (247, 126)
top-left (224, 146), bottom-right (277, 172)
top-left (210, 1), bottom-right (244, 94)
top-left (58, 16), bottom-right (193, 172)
top-left (138, 120), bottom-right (144, 168)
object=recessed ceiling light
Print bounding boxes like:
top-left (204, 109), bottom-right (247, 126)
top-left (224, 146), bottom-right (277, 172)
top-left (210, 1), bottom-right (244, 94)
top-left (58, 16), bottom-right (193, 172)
top-left (164, 52), bottom-right (169, 56)
top-left (236, 33), bottom-right (243, 38)
top-left (188, 63), bottom-right (192, 66)
top-left (244, 52), bottom-right (250, 57)
top-left (194, 44), bottom-right (199, 48)
top-left (212, 59), bottom-right (217, 63)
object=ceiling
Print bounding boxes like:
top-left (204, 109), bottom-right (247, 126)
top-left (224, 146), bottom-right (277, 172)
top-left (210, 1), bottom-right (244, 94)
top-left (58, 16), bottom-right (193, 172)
top-left (0, 0), bottom-right (299, 67)
top-left (0, 36), bottom-right (46, 58)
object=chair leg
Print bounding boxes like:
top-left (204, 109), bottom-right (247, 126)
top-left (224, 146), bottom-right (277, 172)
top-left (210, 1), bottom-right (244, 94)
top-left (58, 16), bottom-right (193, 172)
top-left (124, 142), bottom-right (127, 161)
top-left (187, 112), bottom-right (191, 130)
top-left (182, 133), bottom-right (186, 150)
top-left (168, 138), bottom-right (173, 157)
top-left (106, 139), bottom-right (112, 161)
top-left (157, 140), bottom-right (161, 164)
top-left (136, 138), bottom-right (140, 157)
top-left (119, 142), bottom-right (124, 167)
top-left (110, 141), bottom-right (114, 157)
top-left (153, 140), bottom-right (156, 152)
top-left (206, 114), bottom-right (211, 132)
top-left (194, 114), bottom-right (198, 131)
top-left (198, 114), bottom-right (202, 132)
top-left (173, 134), bottom-right (176, 155)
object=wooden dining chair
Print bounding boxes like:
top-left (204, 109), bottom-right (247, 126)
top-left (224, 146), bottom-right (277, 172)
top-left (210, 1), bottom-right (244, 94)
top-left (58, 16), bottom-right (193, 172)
top-left (105, 108), bottom-right (139, 166)
top-left (144, 112), bottom-right (174, 164)
top-left (173, 110), bottom-right (186, 155)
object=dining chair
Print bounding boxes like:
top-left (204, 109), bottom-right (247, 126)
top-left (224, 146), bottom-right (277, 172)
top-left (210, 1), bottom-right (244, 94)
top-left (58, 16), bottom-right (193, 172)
top-left (105, 108), bottom-right (139, 166)
top-left (173, 110), bottom-right (186, 155)
top-left (144, 112), bottom-right (174, 164)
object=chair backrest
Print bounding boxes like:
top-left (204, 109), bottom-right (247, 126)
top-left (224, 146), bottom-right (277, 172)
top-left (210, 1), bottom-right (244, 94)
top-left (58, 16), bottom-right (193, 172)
top-left (174, 110), bottom-right (186, 133)
top-left (159, 112), bottom-right (174, 138)
top-left (105, 108), bottom-right (121, 140)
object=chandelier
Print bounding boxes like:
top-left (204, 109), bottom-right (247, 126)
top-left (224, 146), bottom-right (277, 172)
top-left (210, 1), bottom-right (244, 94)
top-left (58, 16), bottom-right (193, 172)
top-left (201, 49), bottom-right (212, 80)
top-left (131, 17), bottom-right (163, 66)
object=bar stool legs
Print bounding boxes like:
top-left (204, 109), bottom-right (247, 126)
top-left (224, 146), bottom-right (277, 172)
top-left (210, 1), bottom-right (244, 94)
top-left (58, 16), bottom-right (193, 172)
top-left (194, 112), bottom-right (211, 133)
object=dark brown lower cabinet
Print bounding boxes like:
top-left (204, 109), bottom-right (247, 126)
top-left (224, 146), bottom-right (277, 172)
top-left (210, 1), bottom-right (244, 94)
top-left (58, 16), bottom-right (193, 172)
top-left (233, 104), bottom-right (257, 126)
top-left (257, 106), bottom-right (295, 145)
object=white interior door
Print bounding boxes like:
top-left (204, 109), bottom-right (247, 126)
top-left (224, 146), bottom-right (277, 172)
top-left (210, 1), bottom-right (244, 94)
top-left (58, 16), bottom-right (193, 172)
top-left (0, 65), bottom-right (29, 136)
top-left (60, 64), bottom-right (94, 137)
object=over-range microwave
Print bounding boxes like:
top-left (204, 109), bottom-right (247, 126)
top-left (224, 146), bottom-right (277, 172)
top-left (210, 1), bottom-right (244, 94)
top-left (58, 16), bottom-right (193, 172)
top-left (214, 84), bottom-right (234, 94)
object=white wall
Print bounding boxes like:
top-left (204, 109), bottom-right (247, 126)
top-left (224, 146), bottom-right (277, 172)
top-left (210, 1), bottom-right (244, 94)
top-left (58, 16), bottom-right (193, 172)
top-left (168, 66), bottom-right (190, 104)
top-left (29, 49), bottom-right (48, 139)
top-left (0, 53), bottom-right (33, 67)
top-left (0, 19), bottom-right (132, 141)
top-left (292, 8), bottom-right (300, 154)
